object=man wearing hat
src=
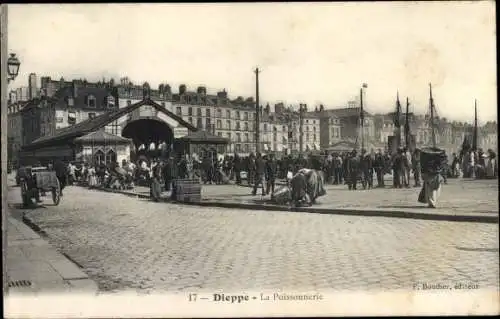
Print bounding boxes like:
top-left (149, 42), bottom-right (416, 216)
top-left (346, 149), bottom-right (360, 190)
top-left (360, 148), bottom-right (373, 190)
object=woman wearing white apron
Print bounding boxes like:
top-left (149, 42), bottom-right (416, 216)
top-left (418, 148), bottom-right (447, 208)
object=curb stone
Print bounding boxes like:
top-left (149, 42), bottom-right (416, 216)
top-left (81, 185), bottom-right (499, 224)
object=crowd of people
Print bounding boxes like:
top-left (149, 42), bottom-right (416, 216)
top-left (43, 146), bottom-right (496, 191)
top-left (28, 144), bottom-right (496, 208)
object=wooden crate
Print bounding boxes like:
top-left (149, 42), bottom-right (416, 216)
top-left (172, 179), bottom-right (202, 203)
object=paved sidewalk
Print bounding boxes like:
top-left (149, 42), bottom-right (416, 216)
top-left (5, 215), bottom-right (98, 295)
top-left (87, 178), bottom-right (499, 223)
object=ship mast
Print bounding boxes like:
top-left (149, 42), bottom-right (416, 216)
top-left (429, 83), bottom-right (436, 148)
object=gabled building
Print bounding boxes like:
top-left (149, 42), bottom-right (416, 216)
top-left (20, 98), bottom-right (201, 165)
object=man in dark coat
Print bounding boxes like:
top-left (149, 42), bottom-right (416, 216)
top-left (252, 153), bottom-right (266, 196)
top-left (233, 153), bottom-right (242, 184)
top-left (373, 149), bottom-right (385, 188)
top-left (392, 148), bottom-right (404, 188)
top-left (346, 150), bottom-right (360, 190)
top-left (265, 154), bottom-right (278, 195)
top-left (53, 160), bottom-right (68, 196)
top-left (360, 149), bottom-right (373, 189)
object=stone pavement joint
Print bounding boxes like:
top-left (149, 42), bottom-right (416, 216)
top-left (84, 181), bottom-right (499, 224)
top-left (6, 216), bottom-right (98, 295)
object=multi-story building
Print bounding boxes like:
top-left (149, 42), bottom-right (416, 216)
top-left (21, 81), bottom-right (116, 146)
top-left (8, 86), bottom-right (29, 103)
top-left (7, 102), bottom-right (28, 166)
top-left (319, 108), bottom-right (342, 149)
top-left (320, 107), bottom-right (375, 145)
top-left (28, 73), bottom-right (38, 99)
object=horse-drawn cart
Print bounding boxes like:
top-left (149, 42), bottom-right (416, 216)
top-left (20, 167), bottom-right (61, 207)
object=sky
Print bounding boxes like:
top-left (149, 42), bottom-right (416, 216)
top-left (8, 2), bottom-right (497, 123)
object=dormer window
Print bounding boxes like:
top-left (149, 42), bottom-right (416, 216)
top-left (87, 95), bottom-right (96, 108)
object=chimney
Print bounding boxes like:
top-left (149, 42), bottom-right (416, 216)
top-left (197, 86), bottom-right (207, 95)
top-left (217, 90), bottom-right (228, 99)
top-left (72, 80), bottom-right (79, 98)
top-left (179, 84), bottom-right (187, 95)
top-left (165, 84), bottom-right (172, 95)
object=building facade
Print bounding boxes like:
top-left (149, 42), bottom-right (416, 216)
top-left (12, 74), bottom-right (497, 159)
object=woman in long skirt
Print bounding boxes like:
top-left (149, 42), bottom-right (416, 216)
top-left (87, 167), bottom-right (98, 188)
top-left (419, 172), bottom-right (444, 208)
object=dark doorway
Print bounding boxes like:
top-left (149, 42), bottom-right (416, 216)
top-left (122, 118), bottom-right (174, 150)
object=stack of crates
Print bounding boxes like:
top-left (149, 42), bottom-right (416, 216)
top-left (172, 179), bottom-right (202, 203)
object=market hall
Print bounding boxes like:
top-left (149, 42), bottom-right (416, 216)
top-left (19, 97), bottom-right (228, 166)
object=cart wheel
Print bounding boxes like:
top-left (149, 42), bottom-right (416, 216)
top-left (52, 179), bottom-right (61, 206)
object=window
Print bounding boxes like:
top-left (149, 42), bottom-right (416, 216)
top-left (127, 100), bottom-right (132, 106)
top-left (236, 144), bottom-right (241, 152)
top-left (273, 132), bottom-right (277, 141)
top-left (227, 132), bottom-right (231, 140)
top-left (244, 112), bottom-right (249, 121)
top-left (306, 126), bottom-right (309, 132)
top-left (206, 109), bottom-right (211, 117)
top-left (176, 107), bottom-right (182, 116)
top-left (88, 112), bottom-right (96, 119)
top-left (306, 119), bottom-right (309, 124)
top-left (236, 133), bottom-right (241, 142)
top-left (87, 95), bottom-right (96, 108)
top-left (197, 117), bottom-right (203, 128)
top-left (236, 111), bottom-right (241, 120)
top-left (218, 132), bottom-right (222, 137)
top-left (244, 144), bottom-right (249, 152)
top-left (244, 122), bottom-right (249, 131)
top-left (217, 108), bottom-right (222, 118)
top-left (236, 122), bottom-right (241, 131)
top-left (226, 120), bottom-right (231, 130)
top-left (313, 126), bottom-right (316, 132)
top-left (244, 133), bottom-right (249, 142)
top-left (189, 117), bottom-right (193, 124)
top-left (197, 108), bottom-right (202, 116)
top-left (188, 107), bottom-right (193, 116)
top-left (226, 110), bottom-right (231, 119)
top-left (282, 125), bottom-right (286, 131)
top-left (206, 118), bottom-right (211, 128)
top-left (273, 126), bottom-right (277, 132)
top-left (217, 120), bottom-right (222, 129)
top-left (313, 134), bottom-right (317, 141)
top-left (263, 124), bottom-right (268, 132)
top-left (306, 133), bottom-right (310, 140)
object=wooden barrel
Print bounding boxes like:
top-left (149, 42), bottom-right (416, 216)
top-left (172, 179), bottom-right (202, 203)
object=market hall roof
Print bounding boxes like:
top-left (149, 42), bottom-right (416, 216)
top-left (74, 131), bottom-right (131, 144)
top-left (24, 98), bottom-right (198, 150)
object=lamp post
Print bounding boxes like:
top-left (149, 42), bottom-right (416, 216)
top-left (3, 5), bottom-right (22, 296)
top-left (359, 83), bottom-right (367, 151)
top-left (7, 53), bottom-right (21, 83)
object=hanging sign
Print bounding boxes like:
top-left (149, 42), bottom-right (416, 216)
top-left (173, 127), bottom-right (188, 138)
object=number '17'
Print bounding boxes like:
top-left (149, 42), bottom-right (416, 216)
top-left (189, 293), bottom-right (197, 302)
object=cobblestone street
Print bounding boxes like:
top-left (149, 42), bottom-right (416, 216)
top-left (9, 185), bottom-right (499, 294)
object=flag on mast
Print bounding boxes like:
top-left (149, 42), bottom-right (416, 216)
top-left (404, 97), bottom-right (411, 148)
top-left (472, 99), bottom-right (478, 151)
top-left (393, 91), bottom-right (402, 128)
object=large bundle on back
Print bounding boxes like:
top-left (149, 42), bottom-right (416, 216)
top-left (420, 147), bottom-right (447, 175)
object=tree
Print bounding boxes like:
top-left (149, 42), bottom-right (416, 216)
top-left (319, 104), bottom-right (325, 111)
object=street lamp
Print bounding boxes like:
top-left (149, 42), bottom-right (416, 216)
top-left (7, 53), bottom-right (21, 83)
